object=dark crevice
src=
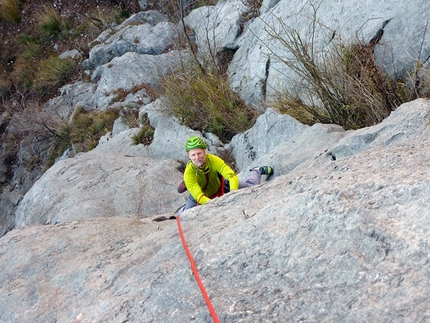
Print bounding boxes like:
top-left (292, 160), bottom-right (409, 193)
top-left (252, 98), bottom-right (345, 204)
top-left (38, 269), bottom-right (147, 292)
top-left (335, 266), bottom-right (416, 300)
top-left (262, 57), bottom-right (270, 99)
top-left (216, 48), bottom-right (237, 75)
top-left (368, 18), bottom-right (392, 47)
top-left (327, 152), bottom-right (336, 161)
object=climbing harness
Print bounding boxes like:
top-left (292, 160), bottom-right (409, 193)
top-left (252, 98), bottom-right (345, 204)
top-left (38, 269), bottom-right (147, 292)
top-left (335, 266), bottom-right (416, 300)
top-left (176, 216), bottom-right (220, 323)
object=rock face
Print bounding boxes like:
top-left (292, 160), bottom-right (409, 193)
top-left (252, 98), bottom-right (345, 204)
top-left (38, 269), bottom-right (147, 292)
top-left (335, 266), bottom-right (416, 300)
top-left (82, 11), bottom-right (174, 69)
top-left (213, 0), bottom-right (429, 106)
top-left (1, 99), bottom-right (429, 322)
top-left (2, 0), bottom-right (430, 236)
top-left (14, 152), bottom-right (185, 226)
top-left (90, 50), bottom-right (185, 109)
top-left (1, 0), bottom-right (430, 320)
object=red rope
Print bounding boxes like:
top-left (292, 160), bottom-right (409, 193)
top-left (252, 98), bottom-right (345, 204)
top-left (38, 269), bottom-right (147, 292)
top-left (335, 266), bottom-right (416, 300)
top-left (176, 216), bottom-right (220, 323)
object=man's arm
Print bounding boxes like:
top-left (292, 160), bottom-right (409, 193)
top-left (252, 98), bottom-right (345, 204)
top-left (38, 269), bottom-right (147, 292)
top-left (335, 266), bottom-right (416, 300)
top-left (184, 164), bottom-right (211, 204)
top-left (212, 156), bottom-right (239, 190)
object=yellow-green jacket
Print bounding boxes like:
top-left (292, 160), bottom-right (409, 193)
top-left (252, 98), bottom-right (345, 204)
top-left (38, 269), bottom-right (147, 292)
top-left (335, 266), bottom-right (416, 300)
top-left (184, 154), bottom-right (239, 205)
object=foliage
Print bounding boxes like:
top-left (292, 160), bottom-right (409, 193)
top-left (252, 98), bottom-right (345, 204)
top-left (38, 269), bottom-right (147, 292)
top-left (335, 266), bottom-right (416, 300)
top-left (1, 2), bottom-right (136, 99)
top-left (263, 5), bottom-right (427, 130)
top-left (9, 55), bottom-right (39, 90)
top-left (0, 1), bottom-right (140, 186)
top-left (45, 122), bottom-right (70, 169)
top-left (84, 6), bottom-right (131, 32)
top-left (35, 56), bottom-right (76, 94)
top-left (0, 77), bottom-right (11, 101)
top-left (119, 107), bottom-right (140, 128)
top-left (132, 113), bottom-right (154, 145)
top-left (0, 0), bottom-right (22, 23)
top-left (18, 34), bottom-right (41, 58)
top-left (36, 5), bottom-right (70, 40)
top-left (112, 88), bottom-right (130, 103)
top-left (161, 58), bottom-right (258, 142)
top-left (68, 107), bottom-right (119, 153)
top-left (240, 0), bottom-right (263, 20)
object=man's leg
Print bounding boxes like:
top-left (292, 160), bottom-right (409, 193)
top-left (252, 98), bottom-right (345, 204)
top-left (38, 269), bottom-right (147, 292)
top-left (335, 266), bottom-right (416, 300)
top-left (239, 168), bottom-right (261, 188)
top-left (239, 166), bottom-right (274, 188)
top-left (176, 194), bottom-right (198, 215)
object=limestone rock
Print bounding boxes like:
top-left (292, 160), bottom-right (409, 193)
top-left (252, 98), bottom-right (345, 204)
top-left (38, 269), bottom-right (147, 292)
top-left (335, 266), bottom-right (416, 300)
top-left (227, 0), bottom-right (430, 105)
top-left (1, 99), bottom-right (429, 322)
top-left (90, 50), bottom-right (185, 110)
top-left (14, 152), bottom-right (185, 227)
top-left (83, 11), bottom-right (172, 69)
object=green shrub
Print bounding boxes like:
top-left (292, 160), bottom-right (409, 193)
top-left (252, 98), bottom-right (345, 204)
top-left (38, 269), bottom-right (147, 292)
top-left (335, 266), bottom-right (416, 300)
top-left (36, 5), bottom-right (70, 40)
top-left (19, 34), bottom-right (41, 58)
top-left (10, 55), bottom-right (38, 89)
top-left (118, 9), bottom-right (130, 20)
top-left (161, 59), bottom-right (258, 142)
top-left (7, 34), bottom-right (41, 90)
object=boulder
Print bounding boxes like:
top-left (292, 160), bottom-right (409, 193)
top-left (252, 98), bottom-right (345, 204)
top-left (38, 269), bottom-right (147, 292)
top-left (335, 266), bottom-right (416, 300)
top-left (90, 50), bottom-right (186, 110)
top-left (59, 49), bottom-right (83, 60)
top-left (184, 1), bottom-right (248, 54)
top-left (83, 11), bottom-right (172, 69)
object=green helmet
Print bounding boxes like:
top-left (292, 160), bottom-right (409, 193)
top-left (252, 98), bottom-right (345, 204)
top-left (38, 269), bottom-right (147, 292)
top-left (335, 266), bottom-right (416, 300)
top-left (185, 136), bottom-right (207, 152)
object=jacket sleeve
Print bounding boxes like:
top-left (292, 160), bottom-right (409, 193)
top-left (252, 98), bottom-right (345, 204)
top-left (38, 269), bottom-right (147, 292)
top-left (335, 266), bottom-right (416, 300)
top-left (212, 155), bottom-right (239, 191)
top-left (183, 163), bottom-right (211, 205)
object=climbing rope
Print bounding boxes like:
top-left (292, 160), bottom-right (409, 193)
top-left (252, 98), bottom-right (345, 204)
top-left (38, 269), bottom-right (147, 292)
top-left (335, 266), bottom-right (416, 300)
top-left (176, 216), bottom-right (220, 323)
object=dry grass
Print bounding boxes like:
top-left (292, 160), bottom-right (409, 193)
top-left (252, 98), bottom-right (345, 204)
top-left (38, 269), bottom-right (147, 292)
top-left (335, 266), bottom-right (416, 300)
top-left (35, 56), bottom-right (76, 94)
top-left (69, 107), bottom-right (119, 153)
top-left (161, 57), bottom-right (259, 142)
top-left (0, 0), bottom-right (21, 23)
top-left (36, 4), bottom-right (67, 39)
top-left (132, 113), bottom-right (154, 145)
top-left (263, 6), bottom-right (426, 130)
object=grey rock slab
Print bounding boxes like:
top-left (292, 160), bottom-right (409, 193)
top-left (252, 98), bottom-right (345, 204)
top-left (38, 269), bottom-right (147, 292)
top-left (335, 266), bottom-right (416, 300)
top-left (2, 128), bottom-right (429, 322)
top-left (177, 139), bottom-right (430, 322)
top-left (14, 152), bottom-right (184, 226)
top-left (0, 216), bottom-right (205, 323)
top-left (184, 1), bottom-right (248, 54)
top-left (326, 98), bottom-right (430, 160)
top-left (91, 50), bottom-right (185, 110)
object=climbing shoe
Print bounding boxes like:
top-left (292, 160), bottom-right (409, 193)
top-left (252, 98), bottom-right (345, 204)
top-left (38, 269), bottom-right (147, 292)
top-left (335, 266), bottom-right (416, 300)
top-left (177, 181), bottom-right (187, 193)
top-left (251, 166), bottom-right (274, 176)
top-left (259, 166), bottom-right (274, 176)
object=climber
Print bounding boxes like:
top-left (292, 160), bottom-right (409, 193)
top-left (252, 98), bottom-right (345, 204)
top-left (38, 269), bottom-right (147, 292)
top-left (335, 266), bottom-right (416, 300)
top-left (176, 136), bottom-right (274, 215)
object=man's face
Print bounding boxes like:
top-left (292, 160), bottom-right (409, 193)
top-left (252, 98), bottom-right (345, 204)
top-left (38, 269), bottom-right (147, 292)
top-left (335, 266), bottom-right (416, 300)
top-left (188, 148), bottom-right (206, 168)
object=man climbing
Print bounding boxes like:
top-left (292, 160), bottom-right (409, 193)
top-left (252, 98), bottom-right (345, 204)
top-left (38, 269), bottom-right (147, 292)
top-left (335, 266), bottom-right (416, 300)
top-left (176, 136), bottom-right (274, 215)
